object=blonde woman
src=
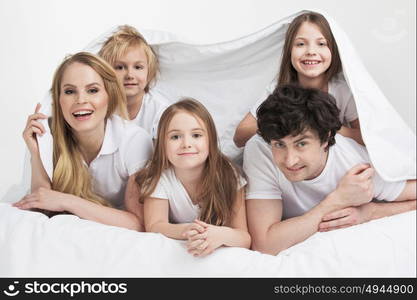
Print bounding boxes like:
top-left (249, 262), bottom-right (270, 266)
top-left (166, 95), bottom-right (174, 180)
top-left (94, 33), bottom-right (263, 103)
top-left (99, 25), bottom-right (168, 138)
top-left (16, 52), bottom-right (153, 230)
top-left (136, 99), bottom-right (251, 257)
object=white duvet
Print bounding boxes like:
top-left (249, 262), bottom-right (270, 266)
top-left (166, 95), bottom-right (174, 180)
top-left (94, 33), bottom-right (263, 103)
top-left (0, 203), bottom-right (414, 277)
top-left (0, 204), bottom-right (416, 277)
top-left (1, 9), bottom-right (415, 277)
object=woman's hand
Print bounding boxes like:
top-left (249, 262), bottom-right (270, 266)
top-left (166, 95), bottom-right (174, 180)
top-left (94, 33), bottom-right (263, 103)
top-left (22, 103), bottom-right (48, 156)
top-left (186, 219), bottom-right (226, 257)
top-left (13, 187), bottom-right (71, 212)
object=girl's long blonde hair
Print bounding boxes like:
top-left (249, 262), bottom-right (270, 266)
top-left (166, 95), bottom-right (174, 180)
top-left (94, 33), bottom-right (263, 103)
top-left (98, 25), bottom-right (158, 93)
top-left (50, 52), bottom-right (128, 207)
top-left (278, 12), bottom-right (342, 85)
top-left (135, 98), bottom-right (240, 226)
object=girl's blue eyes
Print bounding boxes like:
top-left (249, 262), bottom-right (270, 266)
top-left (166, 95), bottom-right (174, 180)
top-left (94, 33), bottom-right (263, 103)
top-left (169, 133), bottom-right (203, 140)
top-left (294, 43), bottom-right (327, 47)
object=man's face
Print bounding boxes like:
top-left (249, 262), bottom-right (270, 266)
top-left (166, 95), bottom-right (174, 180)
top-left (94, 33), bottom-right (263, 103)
top-left (271, 129), bottom-right (329, 182)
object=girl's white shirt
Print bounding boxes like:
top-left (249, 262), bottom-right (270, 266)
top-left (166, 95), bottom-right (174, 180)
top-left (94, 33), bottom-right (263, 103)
top-left (150, 167), bottom-right (247, 223)
top-left (249, 74), bottom-right (358, 125)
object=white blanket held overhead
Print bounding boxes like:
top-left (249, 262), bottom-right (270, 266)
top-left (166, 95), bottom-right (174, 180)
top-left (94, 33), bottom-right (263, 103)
top-left (33, 9), bottom-right (415, 183)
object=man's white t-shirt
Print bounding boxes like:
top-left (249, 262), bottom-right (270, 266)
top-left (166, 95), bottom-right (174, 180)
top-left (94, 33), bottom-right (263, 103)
top-left (150, 167), bottom-right (247, 223)
top-left (249, 74), bottom-right (358, 125)
top-left (87, 115), bottom-right (153, 208)
top-left (132, 91), bottom-right (169, 138)
top-left (243, 134), bottom-right (405, 220)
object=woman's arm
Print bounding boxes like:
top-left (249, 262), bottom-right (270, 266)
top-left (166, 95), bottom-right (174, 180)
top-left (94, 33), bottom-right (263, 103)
top-left (22, 103), bottom-right (51, 191)
top-left (233, 113), bottom-right (257, 148)
top-left (13, 187), bottom-right (144, 230)
top-left (124, 175), bottom-right (145, 231)
top-left (144, 197), bottom-right (205, 239)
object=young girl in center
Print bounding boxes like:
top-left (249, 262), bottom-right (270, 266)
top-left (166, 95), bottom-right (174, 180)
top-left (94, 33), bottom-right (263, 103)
top-left (136, 99), bottom-right (251, 257)
top-left (233, 11), bottom-right (363, 147)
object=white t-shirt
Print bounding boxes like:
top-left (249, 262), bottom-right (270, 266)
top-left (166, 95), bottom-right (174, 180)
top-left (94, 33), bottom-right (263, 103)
top-left (243, 134), bottom-right (405, 220)
top-left (150, 167), bottom-right (247, 224)
top-left (132, 91), bottom-right (169, 138)
top-left (87, 115), bottom-right (153, 208)
top-left (249, 74), bottom-right (358, 125)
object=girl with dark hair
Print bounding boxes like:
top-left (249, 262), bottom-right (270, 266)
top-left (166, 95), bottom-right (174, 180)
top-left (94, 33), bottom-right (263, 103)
top-left (234, 12), bottom-right (363, 147)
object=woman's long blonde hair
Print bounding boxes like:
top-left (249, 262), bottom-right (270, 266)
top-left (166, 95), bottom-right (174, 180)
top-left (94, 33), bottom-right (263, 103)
top-left (98, 25), bottom-right (158, 93)
top-left (50, 52), bottom-right (128, 207)
top-left (135, 98), bottom-right (240, 226)
top-left (278, 12), bottom-right (342, 85)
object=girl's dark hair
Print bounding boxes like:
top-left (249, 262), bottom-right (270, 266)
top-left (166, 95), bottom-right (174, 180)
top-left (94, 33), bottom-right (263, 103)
top-left (257, 84), bottom-right (342, 150)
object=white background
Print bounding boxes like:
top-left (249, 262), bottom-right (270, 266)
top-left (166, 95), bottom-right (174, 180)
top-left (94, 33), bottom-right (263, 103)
top-left (0, 0), bottom-right (415, 199)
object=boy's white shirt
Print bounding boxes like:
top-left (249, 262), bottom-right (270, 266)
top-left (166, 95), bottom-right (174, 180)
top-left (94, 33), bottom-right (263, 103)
top-left (131, 91), bottom-right (169, 139)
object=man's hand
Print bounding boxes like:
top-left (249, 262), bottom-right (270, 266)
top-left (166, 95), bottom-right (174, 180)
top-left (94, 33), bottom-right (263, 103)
top-left (332, 163), bottom-right (374, 208)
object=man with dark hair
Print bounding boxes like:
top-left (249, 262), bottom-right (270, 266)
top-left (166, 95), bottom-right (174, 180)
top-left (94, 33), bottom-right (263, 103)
top-left (243, 85), bottom-right (416, 255)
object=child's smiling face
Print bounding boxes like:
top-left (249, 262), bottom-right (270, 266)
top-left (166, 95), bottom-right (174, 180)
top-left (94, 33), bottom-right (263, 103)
top-left (291, 22), bottom-right (332, 84)
top-left (165, 111), bottom-right (209, 171)
top-left (113, 45), bottom-right (149, 102)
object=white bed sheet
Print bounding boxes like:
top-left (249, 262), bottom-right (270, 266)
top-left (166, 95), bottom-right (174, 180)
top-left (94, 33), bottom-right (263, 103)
top-left (0, 203), bottom-right (414, 277)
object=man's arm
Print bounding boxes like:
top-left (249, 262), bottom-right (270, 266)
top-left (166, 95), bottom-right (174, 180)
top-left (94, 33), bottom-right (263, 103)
top-left (247, 192), bottom-right (350, 255)
top-left (247, 164), bottom-right (375, 255)
top-left (319, 180), bottom-right (416, 231)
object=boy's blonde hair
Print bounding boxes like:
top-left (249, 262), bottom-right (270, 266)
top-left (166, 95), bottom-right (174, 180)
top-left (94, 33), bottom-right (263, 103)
top-left (98, 25), bottom-right (158, 93)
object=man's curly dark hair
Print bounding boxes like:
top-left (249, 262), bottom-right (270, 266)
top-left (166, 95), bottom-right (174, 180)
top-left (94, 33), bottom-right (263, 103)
top-left (256, 84), bottom-right (342, 150)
